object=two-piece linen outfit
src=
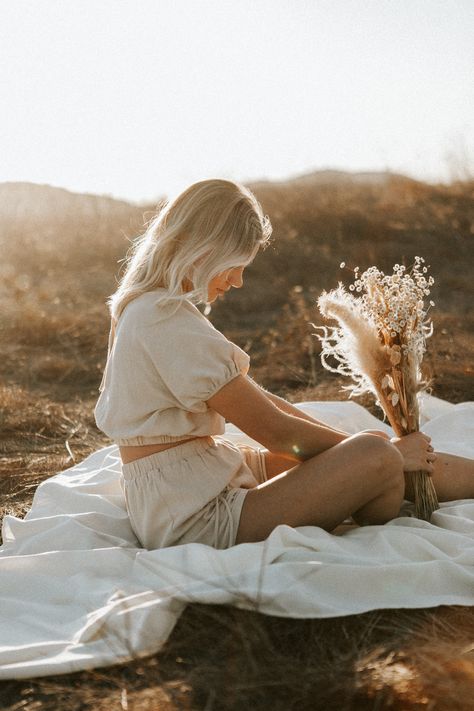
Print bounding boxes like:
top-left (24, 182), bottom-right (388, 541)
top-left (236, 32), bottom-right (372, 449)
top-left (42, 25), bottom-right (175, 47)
top-left (94, 289), bottom-right (268, 550)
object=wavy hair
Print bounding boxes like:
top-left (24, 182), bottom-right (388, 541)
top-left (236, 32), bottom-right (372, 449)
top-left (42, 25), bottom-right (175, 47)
top-left (107, 178), bottom-right (273, 323)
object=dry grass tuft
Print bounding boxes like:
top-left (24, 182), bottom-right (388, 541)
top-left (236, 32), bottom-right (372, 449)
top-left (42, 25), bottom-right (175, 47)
top-left (2, 605), bottom-right (472, 710)
top-left (0, 386), bottom-right (109, 543)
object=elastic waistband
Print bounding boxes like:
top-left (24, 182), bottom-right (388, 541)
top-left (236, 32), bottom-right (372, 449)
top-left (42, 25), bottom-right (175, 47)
top-left (116, 434), bottom-right (198, 446)
top-left (121, 436), bottom-right (216, 480)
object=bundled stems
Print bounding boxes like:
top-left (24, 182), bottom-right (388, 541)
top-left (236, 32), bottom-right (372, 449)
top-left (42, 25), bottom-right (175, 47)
top-left (372, 366), bottom-right (439, 521)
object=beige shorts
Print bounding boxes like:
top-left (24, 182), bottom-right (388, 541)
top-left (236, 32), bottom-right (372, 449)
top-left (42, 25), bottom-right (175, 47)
top-left (120, 435), bottom-right (268, 550)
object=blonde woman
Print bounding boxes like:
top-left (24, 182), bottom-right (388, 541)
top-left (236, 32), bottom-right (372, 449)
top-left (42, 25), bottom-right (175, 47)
top-left (95, 178), bottom-right (474, 550)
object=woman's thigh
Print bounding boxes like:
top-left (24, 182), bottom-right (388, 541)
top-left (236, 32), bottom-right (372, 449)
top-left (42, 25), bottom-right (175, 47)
top-left (235, 433), bottom-right (402, 544)
top-left (263, 450), bottom-right (301, 479)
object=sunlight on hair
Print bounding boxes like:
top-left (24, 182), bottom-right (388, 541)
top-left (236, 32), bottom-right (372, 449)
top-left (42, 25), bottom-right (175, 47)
top-left (107, 178), bottom-right (273, 322)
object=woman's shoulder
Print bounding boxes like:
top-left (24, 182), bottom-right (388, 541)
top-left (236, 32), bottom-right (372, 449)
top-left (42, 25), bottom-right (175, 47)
top-left (117, 290), bottom-right (250, 376)
top-left (120, 290), bottom-right (209, 331)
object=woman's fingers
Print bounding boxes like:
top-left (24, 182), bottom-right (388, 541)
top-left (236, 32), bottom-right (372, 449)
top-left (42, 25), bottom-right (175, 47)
top-left (422, 449), bottom-right (437, 476)
top-left (391, 431), bottom-right (438, 475)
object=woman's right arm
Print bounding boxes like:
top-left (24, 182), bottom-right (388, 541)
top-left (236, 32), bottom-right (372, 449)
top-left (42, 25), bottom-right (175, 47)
top-left (248, 377), bottom-right (350, 436)
top-left (206, 374), bottom-right (348, 461)
top-left (206, 374), bottom-right (435, 473)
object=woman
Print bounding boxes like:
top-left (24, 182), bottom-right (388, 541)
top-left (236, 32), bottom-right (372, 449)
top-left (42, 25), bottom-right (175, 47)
top-left (95, 178), bottom-right (474, 550)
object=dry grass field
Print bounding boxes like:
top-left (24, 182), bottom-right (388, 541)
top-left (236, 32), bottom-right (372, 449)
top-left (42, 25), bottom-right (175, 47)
top-left (0, 172), bottom-right (473, 709)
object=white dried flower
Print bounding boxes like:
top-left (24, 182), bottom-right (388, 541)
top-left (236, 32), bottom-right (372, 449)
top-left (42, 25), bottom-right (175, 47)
top-left (389, 347), bottom-right (402, 366)
top-left (315, 257), bottom-right (434, 403)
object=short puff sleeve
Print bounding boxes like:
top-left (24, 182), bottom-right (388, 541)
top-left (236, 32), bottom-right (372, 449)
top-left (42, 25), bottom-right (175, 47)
top-left (138, 301), bottom-right (250, 412)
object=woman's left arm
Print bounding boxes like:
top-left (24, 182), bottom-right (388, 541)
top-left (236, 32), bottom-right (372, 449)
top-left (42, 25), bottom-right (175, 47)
top-left (251, 379), bottom-right (390, 440)
top-left (250, 379), bottom-right (350, 436)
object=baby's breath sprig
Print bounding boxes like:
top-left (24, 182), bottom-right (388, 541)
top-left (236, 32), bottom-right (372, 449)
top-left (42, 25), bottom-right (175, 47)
top-left (315, 257), bottom-right (439, 521)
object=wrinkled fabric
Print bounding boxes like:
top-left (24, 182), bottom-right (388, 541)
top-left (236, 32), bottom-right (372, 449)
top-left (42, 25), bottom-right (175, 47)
top-left (120, 437), bottom-right (267, 549)
top-left (0, 394), bottom-right (473, 679)
top-left (94, 290), bottom-right (250, 445)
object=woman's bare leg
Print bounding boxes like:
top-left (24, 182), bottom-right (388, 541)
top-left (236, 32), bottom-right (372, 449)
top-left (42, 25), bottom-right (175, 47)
top-left (264, 451), bottom-right (300, 478)
top-left (262, 427), bottom-right (393, 479)
top-left (235, 434), bottom-right (405, 544)
top-left (404, 451), bottom-right (474, 502)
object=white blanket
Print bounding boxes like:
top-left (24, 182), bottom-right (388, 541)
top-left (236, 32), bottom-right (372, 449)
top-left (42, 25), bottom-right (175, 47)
top-left (1, 395), bottom-right (473, 679)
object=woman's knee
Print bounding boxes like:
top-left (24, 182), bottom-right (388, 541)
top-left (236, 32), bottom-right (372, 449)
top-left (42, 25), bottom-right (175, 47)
top-left (350, 433), bottom-right (404, 487)
top-left (351, 432), bottom-right (401, 464)
top-left (375, 439), bottom-right (405, 503)
top-left (350, 437), bottom-right (405, 525)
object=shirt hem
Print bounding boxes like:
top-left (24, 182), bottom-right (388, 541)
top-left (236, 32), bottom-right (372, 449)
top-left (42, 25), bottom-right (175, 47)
top-left (115, 434), bottom-right (201, 446)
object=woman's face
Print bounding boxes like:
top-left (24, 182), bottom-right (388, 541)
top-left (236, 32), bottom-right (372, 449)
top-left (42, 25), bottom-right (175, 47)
top-left (207, 265), bottom-right (246, 302)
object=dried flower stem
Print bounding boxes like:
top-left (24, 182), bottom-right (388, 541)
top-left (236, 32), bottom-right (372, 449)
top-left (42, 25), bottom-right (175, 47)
top-left (373, 370), bottom-right (438, 521)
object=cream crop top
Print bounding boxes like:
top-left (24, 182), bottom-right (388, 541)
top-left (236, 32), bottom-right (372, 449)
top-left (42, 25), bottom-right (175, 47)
top-left (94, 289), bottom-right (250, 446)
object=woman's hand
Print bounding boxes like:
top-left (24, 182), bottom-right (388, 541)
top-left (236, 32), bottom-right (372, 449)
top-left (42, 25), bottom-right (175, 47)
top-left (390, 432), bottom-right (437, 475)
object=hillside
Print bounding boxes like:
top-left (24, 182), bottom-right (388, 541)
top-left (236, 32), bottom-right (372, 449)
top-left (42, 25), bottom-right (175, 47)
top-left (2, 173), bottom-right (472, 315)
top-left (0, 181), bottom-right (143, 222)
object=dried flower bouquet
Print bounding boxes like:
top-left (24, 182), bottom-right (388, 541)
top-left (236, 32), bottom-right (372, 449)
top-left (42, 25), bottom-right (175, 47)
top-left (316, 257), bottom-right (439, 521)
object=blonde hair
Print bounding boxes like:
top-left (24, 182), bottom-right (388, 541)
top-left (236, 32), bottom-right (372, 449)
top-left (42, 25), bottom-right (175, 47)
top-left (107, 178), bottom-right (273, 322)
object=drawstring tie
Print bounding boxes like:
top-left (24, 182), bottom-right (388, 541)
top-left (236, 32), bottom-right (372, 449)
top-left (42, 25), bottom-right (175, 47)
top-left (213, 492), bottom-right (235, 548)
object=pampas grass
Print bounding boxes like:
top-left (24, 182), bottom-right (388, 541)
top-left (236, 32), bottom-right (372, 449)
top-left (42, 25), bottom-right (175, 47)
top-left (316, 258), bottom-right (439, 521)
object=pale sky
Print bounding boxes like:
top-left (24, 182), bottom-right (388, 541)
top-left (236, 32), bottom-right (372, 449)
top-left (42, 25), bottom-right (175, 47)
top-left (1, 0), bottom-right (473, 204)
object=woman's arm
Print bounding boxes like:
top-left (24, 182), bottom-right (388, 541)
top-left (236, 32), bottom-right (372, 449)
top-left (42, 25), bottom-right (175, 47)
top-left (250, 379), bottom-right (391, 440)
top-left (207, 374), bottom-right (348, 460)
top-left (250, 378), bottom-right (350, 437)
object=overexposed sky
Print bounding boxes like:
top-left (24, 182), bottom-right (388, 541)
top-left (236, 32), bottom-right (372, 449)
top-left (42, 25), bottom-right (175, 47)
top-left (1, 0), bottom-right (473, 203)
